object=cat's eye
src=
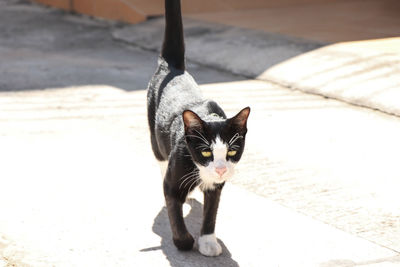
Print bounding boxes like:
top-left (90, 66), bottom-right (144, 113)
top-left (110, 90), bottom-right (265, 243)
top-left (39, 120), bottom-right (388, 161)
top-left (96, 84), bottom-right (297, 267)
top-left (227, 150), bottom-right (237, 157)
top-left (201, 151), bottom-right (212, 157)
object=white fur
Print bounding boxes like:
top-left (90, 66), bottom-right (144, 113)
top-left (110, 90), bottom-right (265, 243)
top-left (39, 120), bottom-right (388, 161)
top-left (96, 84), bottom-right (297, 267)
top-left (198, 233), bottom-right (222, 256)
top-left (182, 202), bottom-right (191, 217)
top-left (158, 161), bottom-right (168, 179)
top-left (212, 136), bottom-right (228, 161)
top-left (197, 136), bottom-right (236, 190)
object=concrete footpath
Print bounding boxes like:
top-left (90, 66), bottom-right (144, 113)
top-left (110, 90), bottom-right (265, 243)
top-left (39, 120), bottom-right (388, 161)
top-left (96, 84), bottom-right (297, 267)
top-left (114, 18), bottom-right (400, 117)
top-left (1, 0), bottom-right (400, 266)
top-left (1, 85), bottom-right (399, 267)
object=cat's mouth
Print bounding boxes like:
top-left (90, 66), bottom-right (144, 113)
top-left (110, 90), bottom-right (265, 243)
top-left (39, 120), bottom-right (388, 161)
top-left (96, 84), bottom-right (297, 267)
top-left (212, 168), bottom-right (232, 183)
top-left (196, 161), bottom-right (235, 187)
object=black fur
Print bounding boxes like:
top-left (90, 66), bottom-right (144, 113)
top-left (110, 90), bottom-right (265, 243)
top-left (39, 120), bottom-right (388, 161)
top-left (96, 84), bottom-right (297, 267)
top-left (147, 0), bottom-right (250, 253)
top-left (162, 0), bottom-right (185, 70)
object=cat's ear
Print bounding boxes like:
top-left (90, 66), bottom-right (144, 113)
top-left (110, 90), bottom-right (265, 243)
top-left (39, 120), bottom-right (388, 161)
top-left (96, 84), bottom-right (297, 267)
top-left (228, 107), bottom-right (250, 132)
top-left (182, 110), bottom-right (204, 132)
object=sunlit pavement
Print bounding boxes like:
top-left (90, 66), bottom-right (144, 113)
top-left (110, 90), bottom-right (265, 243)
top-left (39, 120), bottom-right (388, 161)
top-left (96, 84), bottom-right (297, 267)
top-left (260, 38), bottom-right (400, 118)
top-left (1, 1), bottom-right (400, 266)
top-left (1, 84), bottom-right (399, 266)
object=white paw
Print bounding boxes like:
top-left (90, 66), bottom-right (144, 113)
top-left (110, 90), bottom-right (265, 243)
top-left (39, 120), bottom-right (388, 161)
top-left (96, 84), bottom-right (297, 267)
top-left (198, 233), bottom-right (222, 256)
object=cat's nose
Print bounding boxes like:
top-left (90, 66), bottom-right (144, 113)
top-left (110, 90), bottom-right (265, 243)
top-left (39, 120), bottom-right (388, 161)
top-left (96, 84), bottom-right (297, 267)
top-left (215, 166), bottom-right (227, 177)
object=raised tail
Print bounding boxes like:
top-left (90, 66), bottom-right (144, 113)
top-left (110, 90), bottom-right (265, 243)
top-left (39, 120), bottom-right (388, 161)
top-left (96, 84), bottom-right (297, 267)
top-left (161, 0), bottom-right (185, 70)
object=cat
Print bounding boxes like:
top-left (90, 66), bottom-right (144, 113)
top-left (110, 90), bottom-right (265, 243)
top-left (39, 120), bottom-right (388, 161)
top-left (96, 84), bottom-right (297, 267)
top-left (147, 0), bottom-right (250, 257)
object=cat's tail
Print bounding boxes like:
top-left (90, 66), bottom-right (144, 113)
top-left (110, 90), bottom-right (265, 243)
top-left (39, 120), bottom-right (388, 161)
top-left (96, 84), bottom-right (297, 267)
top-left (161, 0), bottom-right (185, 71)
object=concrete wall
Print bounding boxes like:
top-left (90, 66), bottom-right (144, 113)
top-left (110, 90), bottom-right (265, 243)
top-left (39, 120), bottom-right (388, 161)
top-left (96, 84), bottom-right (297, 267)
top-left (32, 0), bottom-right (347, 24)
top-left (32, 0), bottom-right (146, 23)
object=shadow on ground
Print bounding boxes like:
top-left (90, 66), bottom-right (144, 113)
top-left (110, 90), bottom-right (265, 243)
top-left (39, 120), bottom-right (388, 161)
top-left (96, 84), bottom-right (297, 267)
top-left (0, 0), bottom-right (244, 92)
top-left (140, 199), bottom-right (239, 267)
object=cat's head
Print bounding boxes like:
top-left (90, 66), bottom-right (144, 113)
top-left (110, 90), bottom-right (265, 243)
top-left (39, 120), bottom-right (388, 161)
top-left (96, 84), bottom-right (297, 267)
top-left (183, 107), bottom-right (250, 190)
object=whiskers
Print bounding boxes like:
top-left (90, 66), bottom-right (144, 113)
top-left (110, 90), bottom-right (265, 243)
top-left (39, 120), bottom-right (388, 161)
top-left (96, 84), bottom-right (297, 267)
top-left (194, 130), bottom-right (210, 145)
top-left (185, 130), bottom-right (210, 147)
top-left (229, 133), bottom-right (243, 146)
top-left (179, 168), bottom-right (200, 191)
top-left (196, 144), bottom-right (210, 150)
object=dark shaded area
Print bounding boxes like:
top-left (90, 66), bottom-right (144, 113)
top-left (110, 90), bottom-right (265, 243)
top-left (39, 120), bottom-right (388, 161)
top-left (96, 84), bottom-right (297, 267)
top-left (112, 17), bottom-right (326, 78)
top-left (141, 199), bottom-right (239, 267)
top-left (0, 0), bottom-right (244, 92)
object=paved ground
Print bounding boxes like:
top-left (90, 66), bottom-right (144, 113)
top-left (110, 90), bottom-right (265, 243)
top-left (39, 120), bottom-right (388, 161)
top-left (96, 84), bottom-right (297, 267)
top-left (0, 1), bottom-right (241, 91)
top-left (113, 17), bottom-right (324, 78)
top-left (260, 38), bottom-right (400, 117)
top-left (1, 82), bottom-right (399, 267)
top-left (114, 18), bottom-right (400, 118)
top-left (1, 0), bottom-right (400, 266)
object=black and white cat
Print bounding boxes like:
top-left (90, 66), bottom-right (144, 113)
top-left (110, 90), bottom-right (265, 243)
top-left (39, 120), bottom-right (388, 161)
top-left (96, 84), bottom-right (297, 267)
top-left (147, 0), bottom-right (250, 257)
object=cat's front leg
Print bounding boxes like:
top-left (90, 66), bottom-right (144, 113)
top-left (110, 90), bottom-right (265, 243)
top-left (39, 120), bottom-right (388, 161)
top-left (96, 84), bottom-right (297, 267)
top-left (199, 187), bottom-right (223, 256)
top-left (164, 194), bottom-right (194, 251)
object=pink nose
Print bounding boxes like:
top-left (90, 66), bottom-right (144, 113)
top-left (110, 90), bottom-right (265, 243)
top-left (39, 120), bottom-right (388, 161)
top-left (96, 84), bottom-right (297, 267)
top-left (215, 166), bottom-right (227, 177)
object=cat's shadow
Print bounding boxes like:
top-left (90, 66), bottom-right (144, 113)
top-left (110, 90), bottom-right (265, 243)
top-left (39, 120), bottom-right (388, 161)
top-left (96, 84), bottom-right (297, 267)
top-left (141, 199), bottom-right (239, 267)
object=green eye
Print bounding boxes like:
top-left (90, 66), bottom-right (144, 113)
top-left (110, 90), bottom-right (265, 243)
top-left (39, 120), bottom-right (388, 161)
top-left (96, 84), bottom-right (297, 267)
top-left (227, 150), bottom-right (237, 157)
top-left (201, 151), bottom-right (212, 157)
